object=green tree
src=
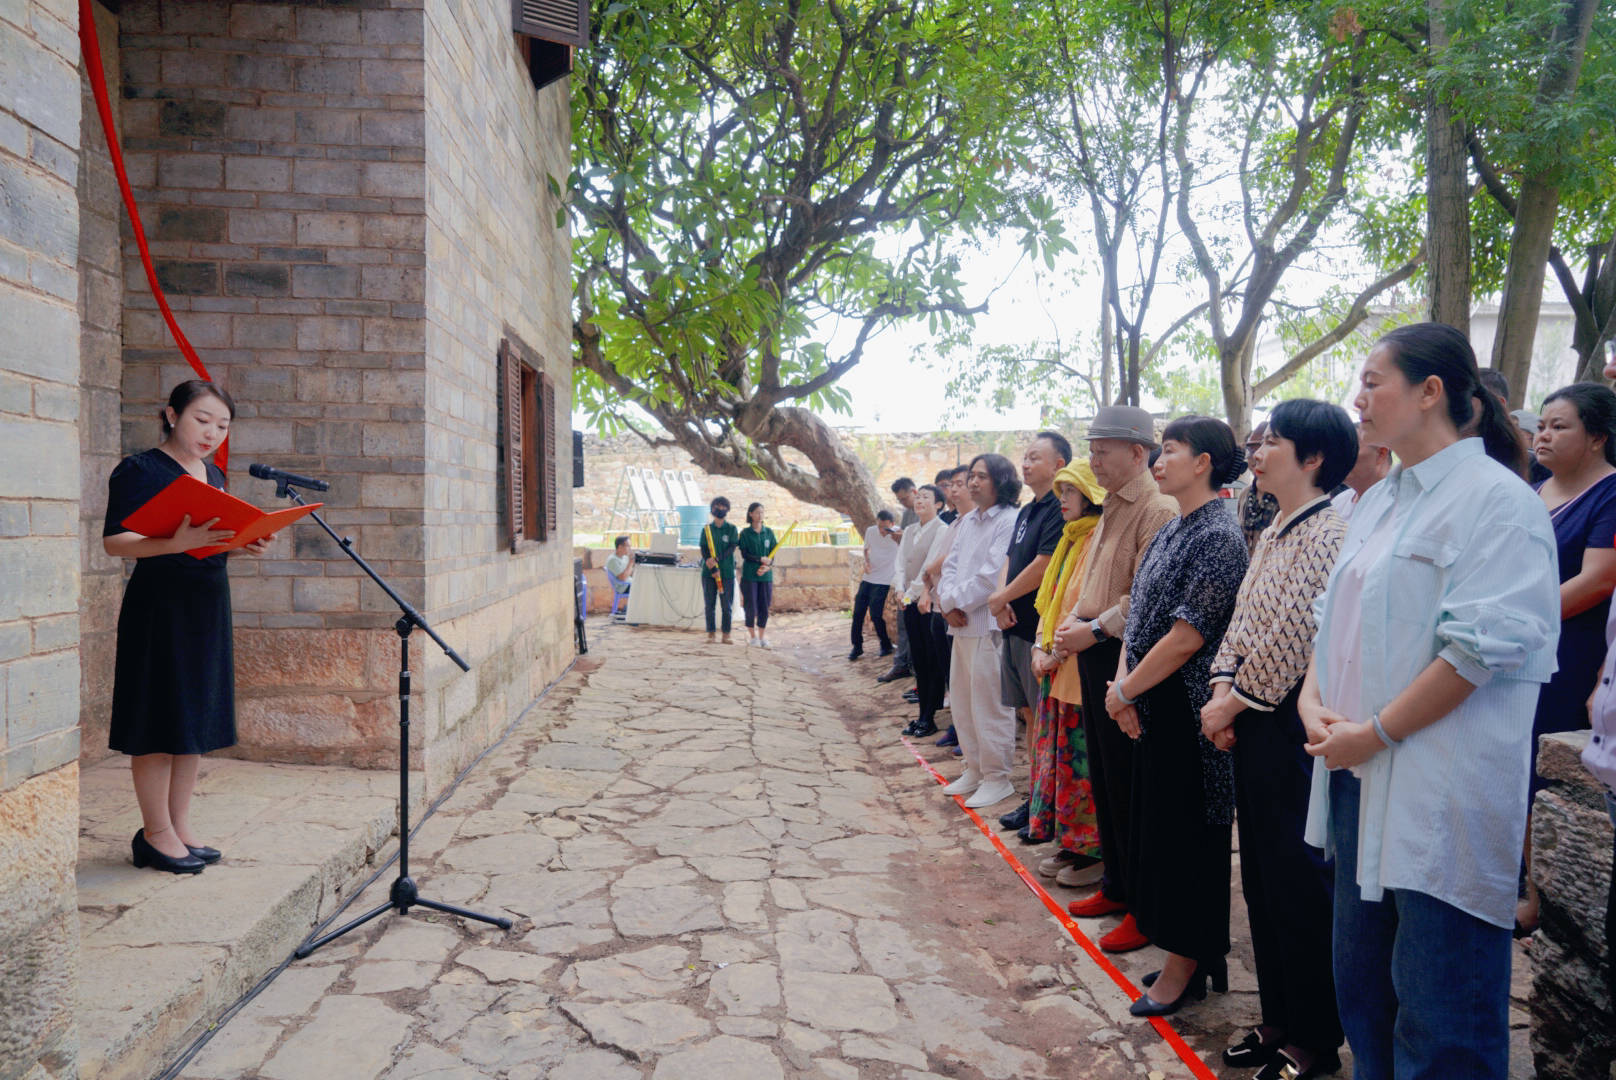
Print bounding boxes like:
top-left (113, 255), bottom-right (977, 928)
top-left (569, 0), bottom-right (1062, 530)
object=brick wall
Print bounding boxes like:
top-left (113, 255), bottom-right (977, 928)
top-left (576, 428), bottom-right (1041, 537)
top-left (0, 1), bottom-right (85, 1075)
top-left (419, 0), bottom-right (574, 790)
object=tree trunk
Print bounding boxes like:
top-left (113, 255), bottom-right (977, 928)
top-left (1490, 0), bottom-right (1600, 405)
top-left (1573, 237), bottom-right (1616, 382)
top-left (1220, 339), bottom-right (1253, 439)
top-left (1425, 0), bottom-right (1471, 333)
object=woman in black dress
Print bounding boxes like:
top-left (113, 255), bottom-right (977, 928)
top-left (104, 380), bottom-right (273, 874)
top-left (1104, 414), bottom-right (1249, 1016)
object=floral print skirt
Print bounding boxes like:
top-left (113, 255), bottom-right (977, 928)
top-left (1026, 678), bottom-right (1100, 855)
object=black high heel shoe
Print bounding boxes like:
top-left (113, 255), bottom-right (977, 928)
top-left (185, 844), bottom-right (222, 864)
top-left (132, 829), bottom-right (205, 874)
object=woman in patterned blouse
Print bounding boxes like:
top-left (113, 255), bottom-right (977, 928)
top-left (1201, 399), bottom-right (1357, 1080)
top-left (1103, 415), bottom-right (1249, 1017)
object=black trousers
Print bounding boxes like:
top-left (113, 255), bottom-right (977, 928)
top-left (1126, 672), bottom-right (1232, 964)
top-left (742, 580), bottom-right (772, 629)
top-left (1077, 637), bottom-right (1133, 902)
top-left (851, 581), bottom-right (891, 653)
top-left (702, 574), bottom-right (734, 634)
top-left (1234, 691), bottom-right (1343, 1054)
top-left (930, 611), bottom-right (952, 694)
top-left (904, 603), bottom-right (944, 724)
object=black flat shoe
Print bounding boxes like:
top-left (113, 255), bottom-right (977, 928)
top-left (1129, 971), bottom-right (1208, 1017)
top-left (1223, 1028), bottom-right (1282, 1068)
top-left (1017, 825), bottom-right (1051, 845)
top-left (132, 829), bottom-right (204, 875)
top-left (848, 650), bottom-right (864, 661)
top-left (998, 801), bottom-right (1030, 831)
top-left (186, 844), bottom-right (222, 864)
top-left (902, 719), bottom-right (939, 738)
top-left (902, 690), bottom-right (920, 702)
top-left (1254, 1048), bottom-right (1342, 1079)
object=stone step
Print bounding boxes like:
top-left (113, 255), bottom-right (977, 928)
top-left (75, 756), bottom-right (419, 1080)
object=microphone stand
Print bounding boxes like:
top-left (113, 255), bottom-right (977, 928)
top-left (265, 480), bottom-right (513, 958)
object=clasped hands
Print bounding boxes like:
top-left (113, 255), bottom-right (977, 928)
top-left (1299, 697), bottom-right (1384, 770)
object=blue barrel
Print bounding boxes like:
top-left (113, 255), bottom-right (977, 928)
top-left (676, 505), bottom-right (707, 546)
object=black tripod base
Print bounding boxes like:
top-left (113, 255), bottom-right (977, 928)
top-left (294, 875), bottom-right (513, 959)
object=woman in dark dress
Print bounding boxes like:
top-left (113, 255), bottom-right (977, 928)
top-left (1104, 415), bottom-right (1248, 1017)
top-left (104, 380), bottom-right (274, 874)
top-left (1517, 382), bottom-right (1616, 931)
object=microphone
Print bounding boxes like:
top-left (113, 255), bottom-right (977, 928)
top-left (248, 463), bottom-right (331, 492)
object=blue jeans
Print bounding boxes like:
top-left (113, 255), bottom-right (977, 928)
top-left (1329, 771), bottom-right (1513, 1080)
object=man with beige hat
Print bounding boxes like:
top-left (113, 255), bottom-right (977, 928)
top-left (1052, 405), bottom-right (1177, 953)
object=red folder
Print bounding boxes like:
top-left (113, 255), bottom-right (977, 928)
top-left (121, 474), bottom-right (321, 559)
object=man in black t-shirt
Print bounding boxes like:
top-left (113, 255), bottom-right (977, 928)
top-left (988, 432), bottom-right (1070, 834)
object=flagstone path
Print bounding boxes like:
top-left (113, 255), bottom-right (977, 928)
top-left (177, 613), bottom-right (1533, 1080)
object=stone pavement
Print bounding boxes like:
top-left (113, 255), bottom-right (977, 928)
top-left (174, 613), bottom-right (1535, 1079)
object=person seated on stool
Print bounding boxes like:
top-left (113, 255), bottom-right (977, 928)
top-left (102, 380), bottom-right (278, 875)
top-left (605, 535), bottom-right (634, 594)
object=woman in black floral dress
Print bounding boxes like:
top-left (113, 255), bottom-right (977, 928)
top-left (1104, 415), bottom-right (1249, 1016)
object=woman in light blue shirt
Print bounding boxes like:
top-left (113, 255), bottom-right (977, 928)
top-left (1300, 323), bottom-right (1559, 1080)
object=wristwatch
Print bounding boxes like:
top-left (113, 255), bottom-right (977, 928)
top-left (1089, 622), bottom-right (1110, 643)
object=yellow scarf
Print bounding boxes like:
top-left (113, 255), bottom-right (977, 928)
top-left (1036, 515), bottom-right (1100, 651)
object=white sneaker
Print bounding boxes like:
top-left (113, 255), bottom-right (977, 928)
top-left (745, 638), bottom-right (754, 647)
top-left (964, 779), bottom-right (1016, 809)
top-left (1056, 860), bottom-right (1106, 888)
top-left (941, 770), bottom-right (981, 796)
top-left (1037, 851), bottom-right (1078, 877)
top-left (759, 639), bottom-right (772, 650)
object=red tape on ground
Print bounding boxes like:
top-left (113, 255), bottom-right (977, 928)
top-left (79, 0), bottom-right (227, 473)
top-left (899, 735), bottom-right (1219, 1080)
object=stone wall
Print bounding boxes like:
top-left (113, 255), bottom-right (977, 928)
top-left (578, 545), bottom-right (863, 617)
top-left (78, 0), bottom-right (122, 764)
top-left (1529, 732), bottom-right (1616, 1080)
top-left (419, 0), bottom-right (574, 792)
top-left (575, 428), bottom-right (1042, 537)
top-left (0, 1), bottom-right (85, 1074)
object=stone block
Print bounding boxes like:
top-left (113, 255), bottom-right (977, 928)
top-left (226, 105), bottom-right (295, 142)
top-left (227, 53), bottom-right (293, 93)
top-left (292, 263), bottom-right (360, 299)
top-left (157, 153), bottom-right (224, 189)
top-left (360, 266), bottom-right (422, 302)
top-left (225, 263), bottom-right (292, 298)
top-left (0, 17), bottom-right (79, 147)
top-left (293, 576), bottom-right (359, 613)
top-left (6, 651), bottom-right (78, 743)
top-left (231, 364), bottom-right (296, 403)
top-left (27, 499), bottom-right (73, 533)
top-left (0, 153), bottom-right (77, 265)
top-left (230, 4), bottom-right (297, 40)
top-left (360, 59), bottom-right (422, 96)
top-left (295, 212), bottom-right (360, 246)
top-left (294, 109), bottom-right (363, 147)
top-left (154, 259), bottom-right (219, 296)
top-left (0, 424), bottom-right (76, 501)
top-left (292, 160), bottom-right (360, 196)
top-left (360, 10), bottom-right (423, 44)
top-left (31, 384), bottom-right (76, 424)
top-left (360, 162), bottom-right (422, 199)
top-left (360, 422), bottom-right (420, 457)
top-left (226, 156), bottom-right (292, 193)
top-left (294, 58), bottom-right (361, 95)
top-left (228, 209), bottom-right (295, 245)
top-left (158, 100), bottom-right (227, 137)
top-left (231, 576), bottom-right (292, 613)
top-left (160, 1), bottom-right (229, 34)
top-left (295, 316), bottom-right (362, 351)
top-left (359, 473), bottom-right (423, 509)
top-left (359, 214), bottom-right (423, 249)
top-left (359, 110), bottom-right (424, 149)
top-left (232, 315), bottom-right (298, 351)
top-left (0, 765), bottom-right (77, 1075)
top-left (156, 206), bottom-right (228, 243)
top-left (296, 8), bottom-right (362, 44)
top-left (361, 317), bottom-right (423, 353)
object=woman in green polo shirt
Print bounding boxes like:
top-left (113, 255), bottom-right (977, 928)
top-left (738, 502), bottom-right (778, 649)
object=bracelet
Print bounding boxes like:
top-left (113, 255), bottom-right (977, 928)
top-left (1114, 677), bottom-right (1138, 706)
top-left (1371, 711), bottom-right (1400, 748)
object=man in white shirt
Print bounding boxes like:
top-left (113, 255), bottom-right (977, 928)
top-left (851, 510), bottom-right (900, 660)
top-left (604, 535), bottom-right (634, 594)
top-left (1330, 423), bottom-right (1391, 522)
top-left (934, 453), bottom-right (1021, 809)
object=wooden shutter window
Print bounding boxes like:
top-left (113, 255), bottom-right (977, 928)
top-left (540, 372), bottom-right (558, 539)
top-left (513, 0), bottom-right (587, 47)
top-left (499, 340), bottom-right (525, 552)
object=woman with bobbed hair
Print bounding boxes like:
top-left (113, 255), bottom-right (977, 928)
top-left (1516, 381), bottom-right (1616, 932)
top-left (1302, 323), bottom-right (1559, 1079)
top-left (1200, 398), bottom-right (1356, 1078)
top-left (104, 380), bottom-right (276, 874)
top-left (1103, 415), bottom-right (1249, 1016)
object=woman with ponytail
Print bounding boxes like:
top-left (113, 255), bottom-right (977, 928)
top-left (1300, 323), bottom-right (1560, 1079)
top-left (1103, 415), bottom-right (1249, 1017)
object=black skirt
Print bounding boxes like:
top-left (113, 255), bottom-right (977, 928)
top-left (1125, 672), bottom-right (1232, 963)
